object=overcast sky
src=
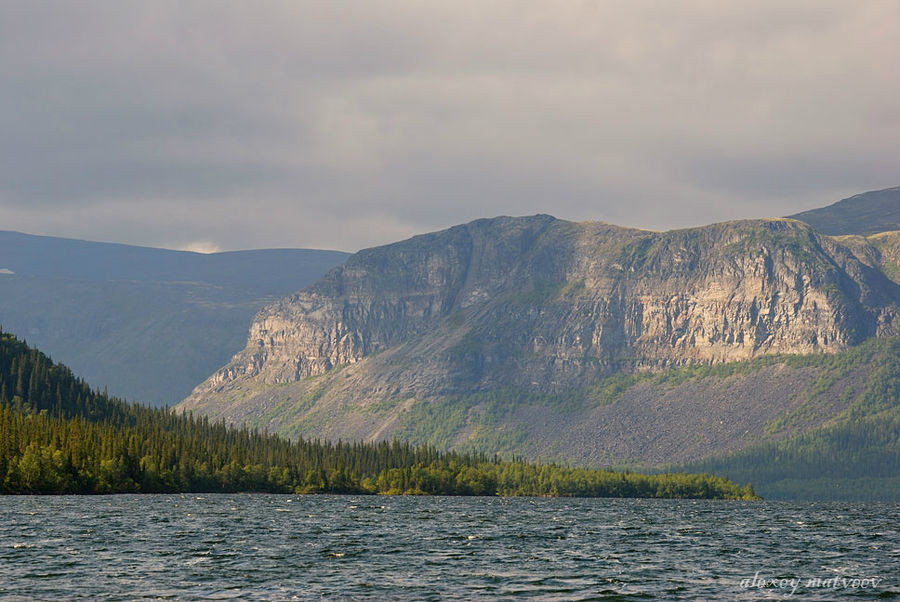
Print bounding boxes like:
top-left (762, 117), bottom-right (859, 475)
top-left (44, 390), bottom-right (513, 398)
top-left (1, 1), bottom-right (898, 253)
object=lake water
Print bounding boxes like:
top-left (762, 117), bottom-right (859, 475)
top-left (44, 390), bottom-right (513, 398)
top-left (1, 495), bottom-right (897, 600)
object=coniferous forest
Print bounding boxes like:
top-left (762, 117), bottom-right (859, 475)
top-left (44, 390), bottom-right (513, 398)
top-left (0, 330), bottom-right (755, 499)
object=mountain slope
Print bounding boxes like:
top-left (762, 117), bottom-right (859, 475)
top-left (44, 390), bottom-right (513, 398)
top-left (0, 331), bottom-right (754, 499)
top-left (673, 336), bottom-right (900, 501)
top-left (0, 231), bottom-right (348, 405)
top-left (788, 186), bottom-right (900, 236)
top-left (179, 215), bottom-right (900, 485)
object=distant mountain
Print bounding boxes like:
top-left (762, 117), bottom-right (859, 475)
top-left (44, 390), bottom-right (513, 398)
top-left (0, 231), bottom-right (348, 406)
top-left (0, 231), bottom-right (347, 295)
top-left (789, 186), bottom-right (900, 236)
top-left (179, 213), bottom-right (900, 499)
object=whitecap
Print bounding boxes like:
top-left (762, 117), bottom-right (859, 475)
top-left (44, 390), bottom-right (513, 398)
top-left (186, 556), bottom-right (210, 565)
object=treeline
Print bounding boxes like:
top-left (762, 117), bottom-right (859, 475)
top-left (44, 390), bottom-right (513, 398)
top-left (0, 330), bottom-right (756, 499)
top-left (679, 413), bottom-right (900, 501)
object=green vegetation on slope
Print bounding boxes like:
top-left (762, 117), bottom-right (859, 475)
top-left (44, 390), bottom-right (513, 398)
top-left (0, 330), bottom-right (754, 499)
top-left (868, 230), bottom-right (900, 284)
top-left (387, 346), bottom-right (864, 456)
top-left (379, 337), bottom-right (897, 500)
top-left (673, 337), bottom-right (900, 501)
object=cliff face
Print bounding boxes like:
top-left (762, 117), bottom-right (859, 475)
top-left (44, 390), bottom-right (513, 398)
top-left (179, 215), bottom-right (900, 464)
top-left (192, 216), bottom-right (899, 392)
top-left (204, 215), bottom-right (563, 386)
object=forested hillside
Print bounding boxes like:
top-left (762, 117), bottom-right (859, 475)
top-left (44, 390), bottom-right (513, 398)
top-left (0, 331), bottom-right (754, 499)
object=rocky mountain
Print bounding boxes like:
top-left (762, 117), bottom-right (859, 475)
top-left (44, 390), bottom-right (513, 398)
top-left (180, 206), bottom-right (900, 488)
top-left (789, 186), bottom-right (900, 235)
top-left (0, 231), bottom-right (348, 405)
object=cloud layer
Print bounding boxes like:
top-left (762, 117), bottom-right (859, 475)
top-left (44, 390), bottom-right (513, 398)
top-left (2, 1), bottom-right (898, 251)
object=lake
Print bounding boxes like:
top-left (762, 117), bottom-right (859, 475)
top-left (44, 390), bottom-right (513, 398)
top-left (1, 495), bottom-right (897, 600)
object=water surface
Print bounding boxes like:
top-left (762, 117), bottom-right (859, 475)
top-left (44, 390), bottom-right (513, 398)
top-left (1, 495), bottom-right (897, 600)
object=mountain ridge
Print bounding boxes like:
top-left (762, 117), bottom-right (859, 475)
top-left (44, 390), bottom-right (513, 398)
top-left (0, 230), bottom-right (347, 295)
top-left (179, 211), bottom-right (900, 482)
top-left (186, 215), bottom-right (900, 388)
top-left (0, 231), bottom-right (348, 405)
top-left (788, 186), bottom-right (900, 236)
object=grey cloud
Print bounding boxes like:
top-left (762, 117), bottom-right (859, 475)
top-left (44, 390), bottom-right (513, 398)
top-left (1, 1), bottom-right (898, 251)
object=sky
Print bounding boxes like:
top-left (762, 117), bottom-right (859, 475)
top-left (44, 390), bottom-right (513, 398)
top-left (1, 1), bottom-right (898, 253)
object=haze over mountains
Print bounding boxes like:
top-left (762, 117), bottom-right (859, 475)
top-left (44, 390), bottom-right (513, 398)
top-left (179, 186), bottom-right (900, 499)
top-left (0, 232), bottom-right (348, 405)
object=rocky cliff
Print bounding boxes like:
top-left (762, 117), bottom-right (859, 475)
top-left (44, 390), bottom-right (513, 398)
top-left (179, 213), bottom-right (900, 466)
top-left (188, 216), bottom-right (899, 391)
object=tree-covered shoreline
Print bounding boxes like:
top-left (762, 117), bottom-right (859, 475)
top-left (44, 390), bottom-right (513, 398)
top-left (0, 330), bottom-right (757, 499)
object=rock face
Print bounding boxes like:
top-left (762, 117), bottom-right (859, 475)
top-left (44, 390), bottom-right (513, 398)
top-left (179, 215), bottom-right (900, 464)
top-left (191, 217), bottom-right (899, 390)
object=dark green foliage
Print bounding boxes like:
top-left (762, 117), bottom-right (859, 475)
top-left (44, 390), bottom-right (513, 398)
top-left (374, 462), bottom-right (756, 499)
top-left (588, 372), bottom-right (647, 406)
top-left (748, 477), bottom-right (900, 502)
top-left (0, 330), bottom-right (753, 499)
top-left (394, 388), bottom-right (582, 452)
top-left (500, 278), bottom-right (566, 305)
top-left (652, 347), bottom-right (840, 385)
top-left (395, 398), bottom-right (470, 450)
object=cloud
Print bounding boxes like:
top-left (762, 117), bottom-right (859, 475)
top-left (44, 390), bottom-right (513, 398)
top-left (1, 1), bottom-right (898, 251)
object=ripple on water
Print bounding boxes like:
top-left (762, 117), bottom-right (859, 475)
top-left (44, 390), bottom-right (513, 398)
top-left (0, 496), bottom-right (897, 600)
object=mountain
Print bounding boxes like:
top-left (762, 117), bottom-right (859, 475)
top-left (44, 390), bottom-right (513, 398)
top-left (0, 231), bottom-right (348, 406)
top-left (0, 230), bottom-right (347, 294)
top-left (178, 209), bottom-right (900, 499)
top-left (789, 186), bottom-right (900, 236)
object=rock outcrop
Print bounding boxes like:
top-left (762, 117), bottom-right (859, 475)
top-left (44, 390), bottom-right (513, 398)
top-left (189, 217), bottom-right (899, 393)
top-left (179, 214), bottom-right (900, 465)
